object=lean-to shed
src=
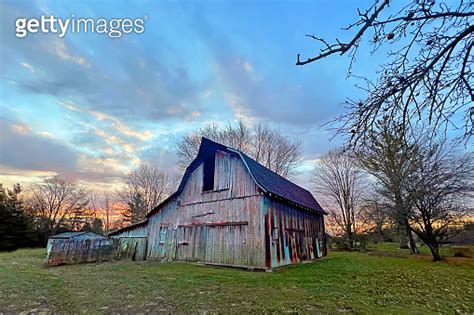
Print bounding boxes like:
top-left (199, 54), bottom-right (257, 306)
top-left (46, 231), bottom-right (113, 266)
top-left (113, 137), bottom-right (327, 269)
top-left (47, 231), bottom-right (106, 250)
top-left (108, 220), bottom-right (148, 260)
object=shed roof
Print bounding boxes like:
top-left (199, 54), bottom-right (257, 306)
top-left (147, 137), bottom-right (325, 218)
top-left (49, 231), bottom-right (105, 239)
top-left (107, 220), bottom-right (148, 236)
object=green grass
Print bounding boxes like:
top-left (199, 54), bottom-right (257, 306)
top-left (368, 242), bottom-right (449, 256)
top-left (1, 246), bottom-right (473, 314)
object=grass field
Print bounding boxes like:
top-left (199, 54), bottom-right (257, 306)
top-left (1, 245), bottom-right (473, 314)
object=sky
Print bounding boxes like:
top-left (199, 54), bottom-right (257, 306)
top-left (0, 0), bottom-right (382, 192)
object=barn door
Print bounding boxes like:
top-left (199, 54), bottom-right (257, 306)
top-left (174, 223), bottom-right (248, 265)
top-left (287, 230), bottom-right (305, 263)
top-left (175, 226), bottom-right (208, 262)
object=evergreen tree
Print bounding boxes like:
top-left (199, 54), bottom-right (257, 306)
top-left (91, 218), bottom-right (104, 235)
top-left (0, 184), bottom-right (38, 251)
top-left (122, 192), bottom-right (147, 224)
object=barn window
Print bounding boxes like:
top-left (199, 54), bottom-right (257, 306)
top-left (272, 227), bottom-right (279, 240)
top-left (159, 228), bottom-right (167, 244)
top-left (202, 153), bottom-right (215, 191)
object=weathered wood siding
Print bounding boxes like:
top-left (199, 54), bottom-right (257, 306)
top-left (110, 224), bottom-right (148, 261)
top-left (147, 151), bottom-right (265, 268)
top-left (180, 150), bottom-right (259, 204)
top-left (117, 237), bottom-right (147, 261)
top-left (262, 196), bottom-right (326, 269)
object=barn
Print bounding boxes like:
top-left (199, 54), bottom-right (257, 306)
top-left (111, 137), bottom-right (327, 270)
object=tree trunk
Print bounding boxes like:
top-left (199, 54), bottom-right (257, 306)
top-left (346, 231), bottom-right (355, 250)
top-left (427, 243), bottom-right (442, 261)
top-left (373, 223), bottom-right (383, 243)
top-left (405, 219), bottom-right (419, 254)
top-left (407, 230), bottom-right (419, 254)
top-left (398, 222), bottom-right (408, 249)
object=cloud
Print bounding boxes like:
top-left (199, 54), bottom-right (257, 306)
top-left (89, 110), bottom-right (152, 141)
top-left (50, 40), bottom-right (91, 68)
top-left (10, 122), bottom-right (32, 134)
top-left (1, 2), bottom-right (216, 130)
top-left (0, 117), bottom-right (143, 187)
top-left (186, 111), bottom-right (201, 121)
top-left (0, 118), bottom-right (77, 174)
top-left (188, 10), bottom-right (360, 128)
top-left (21, 62), bottom-right (36, 73)
top-left (223, 92), bottom-right (254, 122)
top-left (58, 100), bottom-right (152, 141)
top-left (0, 165), bottom-right (57, 186)
top-left (75, 154), bottom-right (131, 182)
top-left (242, 61), bottom-right (253, 74)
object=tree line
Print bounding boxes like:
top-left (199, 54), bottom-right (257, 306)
top-left (313, 119), bottom-right (473, 261)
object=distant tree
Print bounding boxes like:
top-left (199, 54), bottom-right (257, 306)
top-left (407, 143), bottom-right (473, 261)
top-left (360, 194), bottom-right (392, 243)
top-left (80, 222), bottom-right (93, 232)
top-left (119, 165), bottom-right (174, 224)
top-left (121, 192), bottom-right (146, 224)
top-left (297, 1), bottom-right (473, 145)
top-left (80, 217), bottom-right (103, 234)
top-left (312, 149), bottom-right (365, 249)
top-left (91, 218), bottom-right (104, 234)
top-left (68, 205), bottom-right (96, 232)
top-left (177, 120), bottom-right (302, 177)
top-left (0, 184), bottom-right (37, 251)
top-left (90, 192), bottom-right (113, 233)
top-left (356, 118), bottom-right (419, 253)
top-left (25, 176), bottom-right (90, 242)
top-left (252, 122), bottom-right (302, 177)
top-left (177, 120), bottom-right (251, 168)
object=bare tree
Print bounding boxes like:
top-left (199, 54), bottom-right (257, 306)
top-left (297, 1), bottom-right (473, 144)
top-left (356, 117), bottom-right (420, 253)
top-left (177, 124), bottom-right (231, 168)
top-left (252, 122), bottom-right (302, 176)
top-left (312, 149), bottom-right (365, 249)
top-left (407, 143), bottom-right (473, 261)
top-left (177, 120), bottom-right (302, 177)
top-left (90, 192), bottom-right (113, 233)
top-left (360, 194), bottom-right (392, 243)
top-left (26, 176), bottom-right (90, 238)
top-left (119, 165), bottom-right (175, 223)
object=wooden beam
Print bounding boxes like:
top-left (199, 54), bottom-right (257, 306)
top-left (178, 221), bottom-right (249, 228)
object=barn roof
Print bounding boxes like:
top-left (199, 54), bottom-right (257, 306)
top-left (147, 137), bottom-right (325, 218)
top-left (238, 151), bottom-right (325, 213)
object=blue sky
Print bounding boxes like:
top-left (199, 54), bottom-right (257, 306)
top-left (0, 0), bottom-right (381, 191)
